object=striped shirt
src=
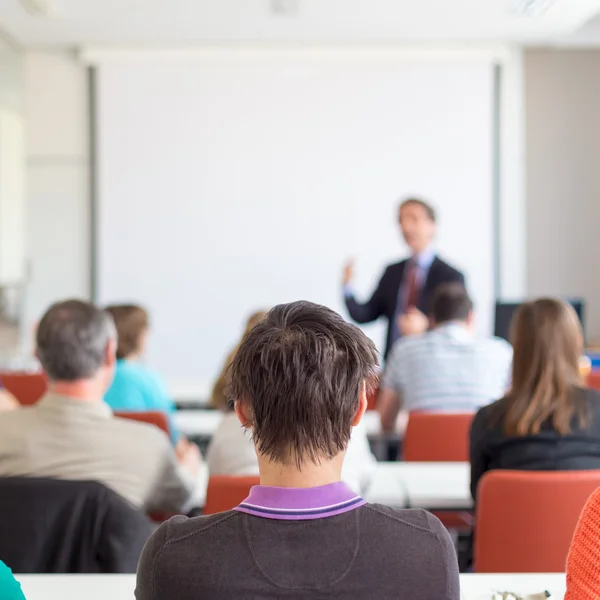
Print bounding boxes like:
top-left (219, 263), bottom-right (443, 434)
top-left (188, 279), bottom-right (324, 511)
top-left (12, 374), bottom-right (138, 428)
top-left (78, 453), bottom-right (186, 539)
top-left (382, 323), bottom-right (512, 412)
top-left (235, 482), bottom-right (366, 521)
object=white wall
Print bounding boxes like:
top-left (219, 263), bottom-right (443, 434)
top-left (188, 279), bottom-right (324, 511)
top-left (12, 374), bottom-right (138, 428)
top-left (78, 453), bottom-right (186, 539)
top-left (23, 51), bottom-right (91, 349)
top-left (525, 48), bottom-right (600, 340)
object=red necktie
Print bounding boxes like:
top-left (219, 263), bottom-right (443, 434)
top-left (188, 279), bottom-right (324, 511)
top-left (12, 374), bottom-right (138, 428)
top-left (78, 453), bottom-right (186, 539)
top-left (404, 261), bottom-right (420, 311)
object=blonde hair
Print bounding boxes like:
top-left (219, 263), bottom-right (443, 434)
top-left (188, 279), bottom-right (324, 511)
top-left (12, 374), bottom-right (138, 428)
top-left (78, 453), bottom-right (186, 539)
top-left (502, 298), bottom-right (587, 436)
top-left (209, 310), bottom-right (268, 410)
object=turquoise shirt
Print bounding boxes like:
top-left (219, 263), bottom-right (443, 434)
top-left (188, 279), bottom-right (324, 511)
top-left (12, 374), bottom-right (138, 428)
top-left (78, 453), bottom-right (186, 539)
top-left (104, 359), bottom-right (180, 443)
top-left (0, 561), bottom-right (26, 600)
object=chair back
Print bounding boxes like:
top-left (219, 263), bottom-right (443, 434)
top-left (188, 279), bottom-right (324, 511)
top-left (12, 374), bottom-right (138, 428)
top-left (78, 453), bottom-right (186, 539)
top-left (475, 470), bottom-right (600, 573)
top-left (586, 372), bottom-right (600, 391)
top-left (0, 372), bottom-right (47, 405)
top-left (204, 475), bottom-right (260, 515)
top-left (403, 412), bottom-right (474, 462)
top-left (113, 410), bottom-right (170, 436)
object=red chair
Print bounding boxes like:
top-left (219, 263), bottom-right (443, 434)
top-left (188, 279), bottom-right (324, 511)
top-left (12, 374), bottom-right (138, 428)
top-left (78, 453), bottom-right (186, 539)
top-left (587, 372), bottom-right (600, 391)
top-left (403, 412), bottom-right (474, 462)
top-left (403, 412), bottom-right (475, 530)
top-left (204, 475), bottom-right (260, 515)
top-left (475, 470), bottom-right (600, 573)
top-left (0, 372), bottom-right (47, 405)
top-left (113, 410), bottom-right (170, 436)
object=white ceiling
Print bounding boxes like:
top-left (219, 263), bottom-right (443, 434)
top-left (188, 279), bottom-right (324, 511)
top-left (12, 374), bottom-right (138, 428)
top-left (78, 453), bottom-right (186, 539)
top-left (1, 0), bottom-right (600, 47)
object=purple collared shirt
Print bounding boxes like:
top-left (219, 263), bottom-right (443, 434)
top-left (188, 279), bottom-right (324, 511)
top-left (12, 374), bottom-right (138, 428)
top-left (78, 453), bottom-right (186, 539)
top-left (235, 482), bottom-right (366, 521)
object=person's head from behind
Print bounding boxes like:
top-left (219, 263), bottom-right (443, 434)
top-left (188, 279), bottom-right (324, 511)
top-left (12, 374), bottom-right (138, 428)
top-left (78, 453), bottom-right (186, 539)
top-left (398, 197), bottom-right (436, 255)
top-left (105, 304), bottom-right (149, 360)
top-left (504, 298), bottom-right (585, 436)
top-left (430, 283), bottom-right (474, 329)
top-left (36, 300), bottom-right (117, 395)
top-left (229, 301), bottom-right (379, 475)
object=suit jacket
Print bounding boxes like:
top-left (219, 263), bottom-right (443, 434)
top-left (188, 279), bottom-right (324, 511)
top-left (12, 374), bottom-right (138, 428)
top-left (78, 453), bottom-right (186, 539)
top-left (344, 256), bottom-right (465, 359)
top-left (0, 477), bottom-right (153, 573)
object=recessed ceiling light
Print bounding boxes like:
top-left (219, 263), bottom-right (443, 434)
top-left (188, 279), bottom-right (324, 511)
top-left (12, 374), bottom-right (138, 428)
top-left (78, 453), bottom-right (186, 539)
top-left (510, 0), bottom-right (557, 17)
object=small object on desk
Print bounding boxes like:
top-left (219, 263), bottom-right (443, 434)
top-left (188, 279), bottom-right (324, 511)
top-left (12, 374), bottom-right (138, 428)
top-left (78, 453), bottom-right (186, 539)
top-left (492, 592), bottom-right (551, 600)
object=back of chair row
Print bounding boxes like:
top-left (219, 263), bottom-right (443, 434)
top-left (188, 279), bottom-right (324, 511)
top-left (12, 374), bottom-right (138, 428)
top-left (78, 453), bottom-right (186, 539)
top-left (475, 470), bottom-right (600, 573)
top-left (1, 372), bottom-right (47, 405)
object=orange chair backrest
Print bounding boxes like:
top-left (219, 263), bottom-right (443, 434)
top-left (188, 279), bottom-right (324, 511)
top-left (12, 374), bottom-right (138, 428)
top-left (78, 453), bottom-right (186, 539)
top-left (204, 475), bottom-right (260, 515)
top-left (475, 470), bottom-right (600, 573)
top-left (587, 372), bottom-right (600, 391)
top-left (114, 410), bottom-right (170, 436)
top-left (0, 372), bottom-right (47, 405)
top-left (403, 412), bottom-right (474, 462)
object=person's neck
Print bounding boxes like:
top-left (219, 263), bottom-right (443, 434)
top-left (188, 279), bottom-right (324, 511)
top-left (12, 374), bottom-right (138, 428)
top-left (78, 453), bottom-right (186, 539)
top-left (48, 380), bottom-right (105, 403)
top-left (257, 454), bottom-right (344, 489)
top-left (122, 351), bottom-right (141, 362)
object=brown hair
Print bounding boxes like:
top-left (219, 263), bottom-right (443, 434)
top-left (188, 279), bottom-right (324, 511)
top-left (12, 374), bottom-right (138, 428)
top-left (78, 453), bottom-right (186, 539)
top-left (105, 304), bottom-right (149, 360)
top-left (229, 301), bottom-right (379, 467)
top-left (430, 283), bottom-right (472, 323)
top-left (399, 197), bottom-right (436, 222)
top-left (502, 298), bottom-right (587, 436)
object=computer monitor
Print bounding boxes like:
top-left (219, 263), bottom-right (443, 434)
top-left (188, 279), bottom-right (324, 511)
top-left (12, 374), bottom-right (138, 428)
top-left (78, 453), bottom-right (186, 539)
top-left (494, 299), bottom-right (585, 342)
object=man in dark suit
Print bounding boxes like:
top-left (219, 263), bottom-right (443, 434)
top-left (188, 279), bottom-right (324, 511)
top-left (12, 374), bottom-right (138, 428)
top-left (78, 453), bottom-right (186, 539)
top-left (343, 198), bottom-right (465, 360)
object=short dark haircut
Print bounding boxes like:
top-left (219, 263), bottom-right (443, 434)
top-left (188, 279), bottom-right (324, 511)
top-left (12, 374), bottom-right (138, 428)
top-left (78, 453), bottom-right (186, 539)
top-left (105, 304), bottom-right (149, 359)
top-left (399, 197), bottom-right (436, 222)
top-left (430, 283), bottom-right (473, 324)
top-left (37, 300), bottom-right (116, 381)
top-left (229, 301), bottom-right (379, 467)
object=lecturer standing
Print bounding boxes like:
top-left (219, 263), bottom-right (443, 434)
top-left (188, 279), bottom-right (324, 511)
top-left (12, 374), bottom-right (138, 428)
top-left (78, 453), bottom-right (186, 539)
top-left (343, 197), bottom-right (465, 360)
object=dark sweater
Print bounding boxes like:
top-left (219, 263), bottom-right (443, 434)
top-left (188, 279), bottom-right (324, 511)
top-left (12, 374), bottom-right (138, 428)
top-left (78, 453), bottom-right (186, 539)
top-left (470, 387), bottom-right (600, 499)
top-left (135, 504), bottom-right (459, 600)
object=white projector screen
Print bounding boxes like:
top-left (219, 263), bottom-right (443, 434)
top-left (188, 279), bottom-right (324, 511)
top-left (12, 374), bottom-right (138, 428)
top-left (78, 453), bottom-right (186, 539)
top-left (95, 52), bottom-right (495, 397)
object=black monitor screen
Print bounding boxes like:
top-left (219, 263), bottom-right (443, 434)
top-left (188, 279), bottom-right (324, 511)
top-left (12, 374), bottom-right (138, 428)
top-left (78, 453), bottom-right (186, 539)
top-left (494, 299), bottom-right (585, 342)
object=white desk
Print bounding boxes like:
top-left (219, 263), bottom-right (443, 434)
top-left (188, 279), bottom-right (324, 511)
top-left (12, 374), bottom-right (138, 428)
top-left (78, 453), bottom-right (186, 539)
top-left (174, 410), bottom-right (383, 439)
top-left (17, 573), bottom-right (566, 600)
top-left (174, 410), bottom-right (223, 438)
top-left (395, 462), bottom-right (472, 510)
top-left (460, 573), bottom-right (565, 599)
top-left (364, 461), bottom-right (407, 507)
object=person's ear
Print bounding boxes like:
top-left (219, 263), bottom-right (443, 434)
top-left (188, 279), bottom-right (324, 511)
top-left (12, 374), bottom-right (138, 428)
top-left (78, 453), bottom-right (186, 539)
top-left (352, 381), bottom-right (369, 426)
top-left (105, 338), bottom-right (117, 368)
top-left (235, 400), bottom-right (250, 428)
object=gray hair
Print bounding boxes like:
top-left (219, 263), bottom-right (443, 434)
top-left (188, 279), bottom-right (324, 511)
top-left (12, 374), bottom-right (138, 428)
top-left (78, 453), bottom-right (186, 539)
top-left (36, 299), bottom-right (117, 381)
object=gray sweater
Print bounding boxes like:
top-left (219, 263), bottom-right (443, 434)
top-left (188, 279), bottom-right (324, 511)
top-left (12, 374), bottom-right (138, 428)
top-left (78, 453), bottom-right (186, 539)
top-left (135, 504), bottom-right (459, 599)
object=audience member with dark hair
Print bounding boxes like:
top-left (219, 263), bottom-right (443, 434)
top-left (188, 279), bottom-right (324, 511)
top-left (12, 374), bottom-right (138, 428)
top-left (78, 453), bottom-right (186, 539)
top-left (343, 197), bottom-right (465, 359)
top-left (104, 304), bottom-right (185, 446)
top-left (136, 301), bottom-right (459, 600)
top-left (0, 300), bottom-right (203, 514)
top-left (470, 298), bottom-right (600, 500)
top-left (378, 283), bottom-right (512, 432)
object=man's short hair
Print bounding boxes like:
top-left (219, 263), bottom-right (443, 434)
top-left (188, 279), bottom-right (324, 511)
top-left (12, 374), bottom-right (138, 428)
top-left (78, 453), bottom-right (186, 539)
top-left (430, 284), bottom-right (473, 324)
top-left (399, 197), bottom-right (436, 222)
top-left (229, 301), bottom-right (379, 467)
top-left (37, 300), bottom-right (116, 381)
top-left (105, 304), bottom-right (149, 359)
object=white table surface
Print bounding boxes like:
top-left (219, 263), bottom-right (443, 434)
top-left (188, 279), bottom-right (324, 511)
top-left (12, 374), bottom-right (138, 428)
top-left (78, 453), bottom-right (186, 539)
top-left (396, 461), bottom-right (472, 510)
top-left (17, 573), bottom-right (566, 600)
top-left (174, 409), bottom-right (383, 438)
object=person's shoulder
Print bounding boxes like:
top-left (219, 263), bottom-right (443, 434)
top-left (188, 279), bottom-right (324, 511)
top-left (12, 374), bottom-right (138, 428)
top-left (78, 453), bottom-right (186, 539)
top-left (361, 506), bottom-right (456, 555)
top-left (432, 256), bottom-right (463, 275)
top-left (0, 405), bottom-right (35, 429)
top-left (109, 413), bottom-right (171, 448)
top-left (147, 513), bottom-right (242, 556)
top-left (472, 397), bottom-right (507, 430)
top-left (479, 336), bottom-right (513, 357)
top-left (383, 260), bottom-right (408, 277)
